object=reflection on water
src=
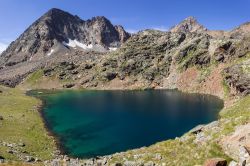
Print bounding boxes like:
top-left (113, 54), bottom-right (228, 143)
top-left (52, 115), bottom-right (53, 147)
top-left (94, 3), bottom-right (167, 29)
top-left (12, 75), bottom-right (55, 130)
top-left (32, 90), bottom-right (224, 158)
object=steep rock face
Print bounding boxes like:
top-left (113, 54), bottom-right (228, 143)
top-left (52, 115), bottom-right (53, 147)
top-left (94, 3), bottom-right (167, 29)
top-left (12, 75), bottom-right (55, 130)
top-left (224, 59), bottom-right (250, 95)
top-left (0, 8), bottom-right (130, 67)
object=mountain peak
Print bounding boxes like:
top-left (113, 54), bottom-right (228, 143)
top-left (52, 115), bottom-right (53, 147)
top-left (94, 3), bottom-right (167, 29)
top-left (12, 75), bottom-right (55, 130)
top-left (0, 8), bottom-right (130, 66)
top-left (184, 16), bottom-right (197, 22)
top-left (42, 8), bottom-right (72, 18)
top-left (170, 16), bottom-right (207, 33)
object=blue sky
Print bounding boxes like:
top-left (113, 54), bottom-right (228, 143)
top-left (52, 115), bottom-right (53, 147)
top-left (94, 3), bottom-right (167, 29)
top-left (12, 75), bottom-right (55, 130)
top-left (0, 0), bottom-right (249, 51)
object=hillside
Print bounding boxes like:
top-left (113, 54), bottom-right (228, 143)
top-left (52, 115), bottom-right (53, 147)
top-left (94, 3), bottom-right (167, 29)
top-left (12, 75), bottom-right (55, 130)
top-left (0, 8), bottom-right (250, 166)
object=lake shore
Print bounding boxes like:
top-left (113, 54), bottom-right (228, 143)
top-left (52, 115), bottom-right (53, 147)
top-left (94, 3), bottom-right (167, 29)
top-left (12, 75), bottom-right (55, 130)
top-left (1, 85), bottom-right (249, 166)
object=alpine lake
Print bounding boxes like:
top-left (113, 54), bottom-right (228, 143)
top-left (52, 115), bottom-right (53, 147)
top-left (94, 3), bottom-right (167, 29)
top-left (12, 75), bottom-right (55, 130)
top-left (29, 89), bottom-right (224, 158)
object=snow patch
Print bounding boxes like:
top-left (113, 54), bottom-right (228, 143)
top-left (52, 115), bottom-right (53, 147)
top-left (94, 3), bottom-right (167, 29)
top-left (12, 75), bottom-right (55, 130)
top-left (63, 39), bottom-right (93, 50)
top-left (47, 49), bottom-right (54, 56)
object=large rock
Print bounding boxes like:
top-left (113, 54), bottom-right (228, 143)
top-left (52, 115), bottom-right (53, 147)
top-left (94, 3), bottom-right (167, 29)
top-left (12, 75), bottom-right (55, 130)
top-left (223, 59), bottom-right (250, 95)
top-left (203, 158), bottom-right (227, 166)
top-left (220, 123), bottom-right (250, 163)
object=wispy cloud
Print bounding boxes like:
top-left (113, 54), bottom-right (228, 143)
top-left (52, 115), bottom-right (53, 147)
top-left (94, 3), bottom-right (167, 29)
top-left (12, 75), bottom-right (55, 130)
top-left (126, 26), bottom-right (169, 34)
top-left (126, 29), bottom-right (140, 34)
top-left (151, 26), bottom-right (169, 31)
top-left (0, 42), bottom-right (9, 54)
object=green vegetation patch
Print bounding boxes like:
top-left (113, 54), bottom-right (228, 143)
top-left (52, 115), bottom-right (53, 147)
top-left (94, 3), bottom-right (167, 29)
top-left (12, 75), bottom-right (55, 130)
top-left (0, 86), bottom-right (56, 161)
top-left (25, 70), bottom-right (44, 85)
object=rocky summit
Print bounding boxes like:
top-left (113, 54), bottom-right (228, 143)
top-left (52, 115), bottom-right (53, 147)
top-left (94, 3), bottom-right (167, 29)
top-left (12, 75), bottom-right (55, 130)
top-left (0, 8), bottom-right (130, 87)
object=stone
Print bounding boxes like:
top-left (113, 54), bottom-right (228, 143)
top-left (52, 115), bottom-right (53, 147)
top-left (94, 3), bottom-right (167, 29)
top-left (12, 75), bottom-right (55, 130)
top-left (43, 68), bottom-right (54, 76)
top-left (84, 63), bottom-right (93, 69)
top-left (228, 161), bottom-right (238, 166)
top-left (63, 155), bottom-right (70, 162)
top-left (66, 64), bottom-right (76, 70)
top-left (0, 156), bottom-right (4, 163)
top-left (240, 160), bottom-right (246, 166)
top-left (59, 72), bottom-right (66, 77)
top-left (215, 54), bottom-right (224, 61)
top-left (25, 156), bottom-right (35, 162)
top-left (104, 72), bottom-right (117, 80)
top-left (190, 125), bottom-right (204, 134)
top-left (7, 150), bottom-right (14, 154)
top-left (18, 142), bottom-right (25, 147)
top-left (203, 158), bottom-right (227, 166)
top-left (63, 83), bottom-right (75, 88)
top-left (0, 116), bottom-right (3, 120)
top-left (124, 160), bottom-right (136, 166)
top-left (155, 153), bottom-right (162, 160)
top-left (71, 70), bottom-right (79, 74)
top-left (115, 163), bottom-right (122, 166)
top-left (144, 161), bottom-right (155, 166)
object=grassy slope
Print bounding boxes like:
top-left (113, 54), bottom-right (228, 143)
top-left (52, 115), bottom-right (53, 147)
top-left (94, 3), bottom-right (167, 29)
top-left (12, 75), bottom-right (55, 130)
top-left (0, 86), bottom-right (56, 161)
top-left (109, 95), bottom-right (250, 165)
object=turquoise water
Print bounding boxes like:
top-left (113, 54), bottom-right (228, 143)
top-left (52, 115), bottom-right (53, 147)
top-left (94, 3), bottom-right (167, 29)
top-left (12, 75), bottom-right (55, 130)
top-left (32, 90), bottom-right (223, 158)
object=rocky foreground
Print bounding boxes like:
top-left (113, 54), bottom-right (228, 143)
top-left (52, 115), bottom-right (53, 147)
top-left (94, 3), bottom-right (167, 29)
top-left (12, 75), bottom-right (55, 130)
top-left (0, 8), bottom-right (250, 166)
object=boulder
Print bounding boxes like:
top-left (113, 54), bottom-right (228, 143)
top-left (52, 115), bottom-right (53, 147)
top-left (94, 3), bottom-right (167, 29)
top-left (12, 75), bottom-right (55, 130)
top-left (203, 158), bottom-right (227, 166)
top-left (190, 125), bottom-right (204, 134)
top-left (43, 68), bottom-right (54, 76)
top-left (66, 64), bottom-right (76, 70)
top-left (84, 63), bottom-right (93, 69)
top-left (25, 156), bottom-right (35, 162)
top-left (144, 161), bottom-right (155, 166)
top-left (71, 70), bottom-right (79, 74)
top-left (103, 72), bottom-right (117, 80)
top-left (63, 83), bottom-right (75, 88)
top-left (7, 150), bottom-right (14, 154)
top-left (228, 161), bottom-right (237, 166)
top-left (124, 160), bottom-right (136, 166)
top-left (0, 156), bottom-right (4, 163)
top-left (18, 142), bottom-right (25, 147)
top-left (215, 54), bottom-right (224, 61)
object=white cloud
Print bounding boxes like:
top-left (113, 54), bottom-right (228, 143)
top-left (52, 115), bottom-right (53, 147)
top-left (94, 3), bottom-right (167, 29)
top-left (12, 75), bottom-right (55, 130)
top-left (0, 42), bottom-right (8, 54)
top-left (126, 26), bottom-right (169, 34)
top-left (126, 29), bottom-right (140, 34)
top-left (151, 26), bottom-right (169, 31)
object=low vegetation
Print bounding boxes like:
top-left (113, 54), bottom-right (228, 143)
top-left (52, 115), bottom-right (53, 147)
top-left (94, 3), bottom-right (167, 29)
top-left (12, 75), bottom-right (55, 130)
top-left (0, 86), bottom-right (56, 162)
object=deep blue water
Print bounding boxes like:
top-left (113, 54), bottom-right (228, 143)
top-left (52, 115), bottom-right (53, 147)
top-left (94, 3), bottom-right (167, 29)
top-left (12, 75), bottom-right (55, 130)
top-left (32, 90), bottom-right (223, 158)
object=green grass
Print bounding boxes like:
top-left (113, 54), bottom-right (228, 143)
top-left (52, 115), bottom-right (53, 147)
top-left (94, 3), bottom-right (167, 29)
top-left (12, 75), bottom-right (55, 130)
top-left (222, 79), bottom-right (230, 98)
top-left (25, 70), bottom-right (44, 85)
top-left (0, 86), bottom-right (56, 161)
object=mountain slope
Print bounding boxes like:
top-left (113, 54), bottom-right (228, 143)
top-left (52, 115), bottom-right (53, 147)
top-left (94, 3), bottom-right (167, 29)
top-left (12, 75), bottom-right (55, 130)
top-left (0, 8), bottom-right (130, 87)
